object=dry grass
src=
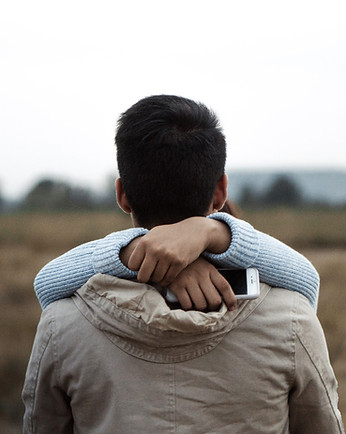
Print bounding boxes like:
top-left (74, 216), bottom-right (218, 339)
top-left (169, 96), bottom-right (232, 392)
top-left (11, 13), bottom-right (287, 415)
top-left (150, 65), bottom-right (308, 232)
top-left (238, 207), bottom-right (346, 248)
top-left (303, 248), bottom-right (346, 418)
top-left (0, 211), bottom-right (132, 251)
top-left (1, 209), bottom-right (345, 431)
top-left (0, 211), bottom-right (132, 431)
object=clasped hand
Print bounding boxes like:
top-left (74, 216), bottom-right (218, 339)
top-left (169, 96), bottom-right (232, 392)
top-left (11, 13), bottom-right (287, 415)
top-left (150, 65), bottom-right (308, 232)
top-left (120, 217), bottom-right (237, 311)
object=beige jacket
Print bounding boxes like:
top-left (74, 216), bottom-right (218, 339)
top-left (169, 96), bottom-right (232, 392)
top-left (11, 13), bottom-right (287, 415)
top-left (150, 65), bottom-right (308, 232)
top-left (23, 274), bottom-right (344, 434)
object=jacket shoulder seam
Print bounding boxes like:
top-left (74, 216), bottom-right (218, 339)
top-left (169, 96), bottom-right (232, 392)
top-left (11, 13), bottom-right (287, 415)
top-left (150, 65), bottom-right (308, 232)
top-left (295, 315), bottom-right (343, 430)
top-left (26, 325), bottom-right (53, 432)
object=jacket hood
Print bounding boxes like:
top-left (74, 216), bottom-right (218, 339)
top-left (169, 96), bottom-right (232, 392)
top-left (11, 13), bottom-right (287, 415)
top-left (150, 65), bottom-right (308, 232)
top-left (73, 274), bottom-right (270, 363)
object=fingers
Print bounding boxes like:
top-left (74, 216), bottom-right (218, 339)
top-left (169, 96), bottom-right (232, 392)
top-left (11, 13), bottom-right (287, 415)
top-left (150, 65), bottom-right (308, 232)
top-left (184, 286), bottom-right (208, 311)
top-left (170, 286), bottom-right (208, 311)
top-left (200, 282), bottom-right (222, 311)
top-left (167, 258), bottom-right (237, 312)
top-left (128, 239), bottom-right (187, 284)
top-left (210, 271), bottom-right (237, 311)
top-left (128, 241), bottom-right (170, 283)
top-left (128, 237), bottom-right (237, 312)
top-left (127, 243), bottom-right (146, 272)
top-left (136, 255), bottom-right (159, 283)
top-left (135, 256), bottom-right (184, 285)
top-left (157, 264), bottom-right (182, 287)
top-left (170, 282), bottom-right (224, 312)
top-left (171, 288), bottom-right (193, 310)
top-left (169, 272), bottom-right (222, 312)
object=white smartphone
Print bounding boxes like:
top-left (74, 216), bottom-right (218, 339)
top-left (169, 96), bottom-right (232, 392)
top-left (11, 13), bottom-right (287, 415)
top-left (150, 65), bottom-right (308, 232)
top-left (165, 267), bottom-right (260, 304)
top-left (217, 268), bottom-right (260, 300)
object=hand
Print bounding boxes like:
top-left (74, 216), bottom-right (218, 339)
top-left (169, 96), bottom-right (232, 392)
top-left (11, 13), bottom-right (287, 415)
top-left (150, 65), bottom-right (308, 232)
top-left (168, 257), bottom-right (237, 311)
top-left (124, 216), bottom-right (231, 287)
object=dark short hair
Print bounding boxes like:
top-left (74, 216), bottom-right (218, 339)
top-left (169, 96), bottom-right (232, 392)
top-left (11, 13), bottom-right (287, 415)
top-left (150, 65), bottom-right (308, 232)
top-left (116, 95), bottom-right (226, 228)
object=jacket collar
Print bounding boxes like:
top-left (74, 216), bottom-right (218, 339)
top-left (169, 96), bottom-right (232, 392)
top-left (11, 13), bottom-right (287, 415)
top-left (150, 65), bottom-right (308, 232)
top-left (73, 274), bottom-right (271, 363)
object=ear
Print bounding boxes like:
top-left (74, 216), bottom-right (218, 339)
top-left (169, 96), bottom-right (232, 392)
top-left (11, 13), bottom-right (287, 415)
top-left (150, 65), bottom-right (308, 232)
top-left (115, 178), bottom-right (132, 214)
top-left (212, 174), bottom-right (228, 212)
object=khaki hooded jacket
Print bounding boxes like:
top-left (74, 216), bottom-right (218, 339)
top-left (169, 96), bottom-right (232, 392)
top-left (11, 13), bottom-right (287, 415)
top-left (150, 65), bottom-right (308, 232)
top-left (23, 274), bottom-right (344, 433)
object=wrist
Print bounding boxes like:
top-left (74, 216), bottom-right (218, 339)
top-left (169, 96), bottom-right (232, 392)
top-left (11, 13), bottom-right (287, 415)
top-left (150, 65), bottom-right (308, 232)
top-left (119, 236), bottom-right (143, 267)
top-left (206, 217), bottom-right (232, 254)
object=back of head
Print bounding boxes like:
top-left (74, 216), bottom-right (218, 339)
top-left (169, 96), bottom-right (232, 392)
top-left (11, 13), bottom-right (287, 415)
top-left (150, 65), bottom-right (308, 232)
top-left (116, 95), bottom-right (226, 228)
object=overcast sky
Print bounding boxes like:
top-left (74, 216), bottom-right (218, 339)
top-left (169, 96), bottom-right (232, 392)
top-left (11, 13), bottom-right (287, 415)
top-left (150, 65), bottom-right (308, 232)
top-left (1, 0), bottom-right (345, 199)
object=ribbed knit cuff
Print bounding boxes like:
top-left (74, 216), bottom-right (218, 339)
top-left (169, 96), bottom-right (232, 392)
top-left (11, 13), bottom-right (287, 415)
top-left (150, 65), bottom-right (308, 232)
top-left (204, 212), bottom-right (260, 268)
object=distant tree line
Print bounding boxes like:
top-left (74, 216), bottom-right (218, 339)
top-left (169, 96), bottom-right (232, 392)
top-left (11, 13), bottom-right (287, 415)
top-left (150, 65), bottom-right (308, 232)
top-left (1, 177), bottom-right (119, 213)
top-left (238, 175), bottom-right (304, 208)
top-left (0, 174), bottom-right (344, 213)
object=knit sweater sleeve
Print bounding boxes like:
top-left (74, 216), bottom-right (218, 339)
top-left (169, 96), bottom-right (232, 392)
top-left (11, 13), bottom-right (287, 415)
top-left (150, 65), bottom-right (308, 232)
top-left (35, 215), bottom-right (319, 311)
top-left (204, 213), bottom-right (320, 311)
top-left (34, 228), bottom-right (147, 309)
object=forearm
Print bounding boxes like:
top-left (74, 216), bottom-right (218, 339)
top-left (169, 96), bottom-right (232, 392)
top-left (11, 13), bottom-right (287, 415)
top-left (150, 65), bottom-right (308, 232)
top-left (35, 214), bottom-right (320, 311)
top-left (35, 241), bottom-right (96, 309)
top-left (35, 228), bottom-right (147, 309)
top-left (254, 234), bottom-right (319, 309)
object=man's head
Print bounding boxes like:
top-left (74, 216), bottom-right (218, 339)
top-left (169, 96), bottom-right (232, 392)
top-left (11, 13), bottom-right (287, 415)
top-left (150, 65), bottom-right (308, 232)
top-left (115, 95), bottom-right (227, 228)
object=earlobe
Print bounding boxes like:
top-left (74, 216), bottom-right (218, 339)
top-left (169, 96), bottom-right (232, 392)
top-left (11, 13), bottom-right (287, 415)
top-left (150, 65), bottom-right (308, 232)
top-left (212, 174), bottom-right (228, 211)
top-left (115, 178), bottom-right (132, 214)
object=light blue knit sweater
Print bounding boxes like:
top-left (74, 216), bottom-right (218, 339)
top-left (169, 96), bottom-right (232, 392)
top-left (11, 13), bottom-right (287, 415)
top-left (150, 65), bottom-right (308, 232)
top-left (34, 213), bottom-right (320, 311)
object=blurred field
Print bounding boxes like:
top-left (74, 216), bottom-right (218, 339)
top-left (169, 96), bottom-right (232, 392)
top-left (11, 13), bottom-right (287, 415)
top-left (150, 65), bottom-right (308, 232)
top-left (1, 208), bottom-right (345, 431)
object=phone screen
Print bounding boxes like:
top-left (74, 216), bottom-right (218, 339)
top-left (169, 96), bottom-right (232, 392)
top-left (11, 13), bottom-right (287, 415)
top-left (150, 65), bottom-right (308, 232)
top-left (218, 269), bottom-right (248, 295)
